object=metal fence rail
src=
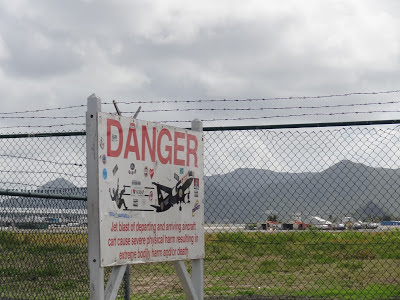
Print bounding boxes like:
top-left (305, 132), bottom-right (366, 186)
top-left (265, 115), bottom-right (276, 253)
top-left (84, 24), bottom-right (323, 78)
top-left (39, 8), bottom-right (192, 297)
top-left (1, 122), bottom-right (400, 299)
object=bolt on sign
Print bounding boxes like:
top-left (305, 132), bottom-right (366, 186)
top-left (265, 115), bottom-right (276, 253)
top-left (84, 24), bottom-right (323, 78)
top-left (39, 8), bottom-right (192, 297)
top-left (97, 112), bottom-right (204, 267)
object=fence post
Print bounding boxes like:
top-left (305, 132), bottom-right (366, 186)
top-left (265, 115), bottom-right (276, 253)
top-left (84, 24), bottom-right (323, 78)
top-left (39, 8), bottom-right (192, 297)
top-left (191, 118), bottom-right (204, 300)
top-left (123, 259), bottom-right (130, 299)
top-left (86, 94), bottom-right (104, 299)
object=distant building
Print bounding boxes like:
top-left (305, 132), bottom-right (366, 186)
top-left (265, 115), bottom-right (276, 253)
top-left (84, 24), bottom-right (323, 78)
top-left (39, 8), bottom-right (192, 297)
top-left (310, 216), bottom-right (332, 229)
top-left (282, 223), bottom-right (294, 230)
top-left (293, 221), bottom-right (309, 230)
top-left (381, 221), bottom-right (400, 226)
top-left (0, 207), bottom-right (87, 227)
top-left (0, 178), bottom-right (87, 227)
top-left (261, 221), bottom-right (280, 230)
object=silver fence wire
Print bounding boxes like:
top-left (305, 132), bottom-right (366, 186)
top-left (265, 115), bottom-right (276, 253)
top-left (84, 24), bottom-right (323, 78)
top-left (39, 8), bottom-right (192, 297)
top-left (0, 124), bottom-right (400, 299)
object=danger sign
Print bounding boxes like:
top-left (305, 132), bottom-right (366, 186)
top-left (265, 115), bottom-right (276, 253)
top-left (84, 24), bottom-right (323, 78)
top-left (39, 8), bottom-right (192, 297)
top-left (96, 112), bottom-right (204, 267)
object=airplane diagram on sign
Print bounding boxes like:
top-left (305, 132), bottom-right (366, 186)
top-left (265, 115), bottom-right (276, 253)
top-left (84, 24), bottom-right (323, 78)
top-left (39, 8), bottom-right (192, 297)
top-left (151, 171), bottom-right (195, 212)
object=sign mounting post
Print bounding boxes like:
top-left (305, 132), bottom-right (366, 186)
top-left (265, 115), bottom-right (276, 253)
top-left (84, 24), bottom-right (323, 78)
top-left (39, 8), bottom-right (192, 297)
top-left (86, 94), bottom-right (104, 300)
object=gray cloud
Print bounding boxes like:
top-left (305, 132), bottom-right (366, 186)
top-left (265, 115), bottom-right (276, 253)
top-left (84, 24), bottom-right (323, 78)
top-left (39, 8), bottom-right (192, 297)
top-left (0, 0), bottom-right (400, 128)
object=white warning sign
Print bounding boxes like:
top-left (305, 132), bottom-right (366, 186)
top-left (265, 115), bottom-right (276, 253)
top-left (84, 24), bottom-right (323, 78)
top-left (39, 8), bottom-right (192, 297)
top-left (97, 112), bottom-right (204, 266)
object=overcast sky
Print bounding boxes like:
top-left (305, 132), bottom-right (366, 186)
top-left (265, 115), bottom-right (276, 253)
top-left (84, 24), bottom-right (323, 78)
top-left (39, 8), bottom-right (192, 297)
top-left (1, 0), bottom-right (400, 131)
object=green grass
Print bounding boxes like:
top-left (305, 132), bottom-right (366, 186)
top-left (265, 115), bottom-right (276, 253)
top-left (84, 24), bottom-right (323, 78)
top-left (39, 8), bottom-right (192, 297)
top-left (0, 229), bottom-right (399, 299)
top-left (204, 230), bottom-right (400, 299)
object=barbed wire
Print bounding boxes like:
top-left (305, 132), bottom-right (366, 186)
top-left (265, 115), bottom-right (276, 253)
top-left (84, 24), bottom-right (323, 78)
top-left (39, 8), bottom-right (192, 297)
top-left (0, 170), bottom-right (86, 178)
top-left (112, 89), bottom-right (400, 105)
top-left (1, 89), bottom-right (400, 117)
top-left (0, 154), bottom-right (85, 167)
top-left (0, 123), bottom-right (85, 130)
top-left (1, 109), bottom-right (400, 129)
top-left (0, 89), bottom-right (398, 130)
top-left (159, 110), bottom-right (400, 123)
top-left (0, 116), bottom-right (85, 120)
top-left (0, 104), bottom-right (86, 116)
top-left (1, 100), bottom-right (400, 121)
top-left (124, 100), bottom-right (400, 114)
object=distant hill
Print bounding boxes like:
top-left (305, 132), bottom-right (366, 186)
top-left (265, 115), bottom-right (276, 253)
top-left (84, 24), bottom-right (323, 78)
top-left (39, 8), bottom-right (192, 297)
top-left (38, 178), bottom-right (78, 190)
top-left (1, 160), bottom-right (399, 223)
top-left (0, 178), bottom-right (86, 210)
top-left (204, 160), bottom-right (400, 223)
top-left (354, 201), bottom-right (389, 221)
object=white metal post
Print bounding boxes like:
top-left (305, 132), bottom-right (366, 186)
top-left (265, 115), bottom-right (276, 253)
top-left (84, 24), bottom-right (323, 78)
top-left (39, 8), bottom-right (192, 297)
top-left (105, 265), bottom-right (127, 300)
top-left (191, 118), bottom-right (204, 300)
top-left (174, 260), bottom-right (199, 300)
top-left (86, 94), bottom-right (104, 300)
top-left (192, 259), bottom-right (204, 300)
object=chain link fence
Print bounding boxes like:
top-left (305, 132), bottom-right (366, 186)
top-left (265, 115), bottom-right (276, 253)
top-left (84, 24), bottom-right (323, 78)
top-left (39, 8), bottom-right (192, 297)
top-left (1, 123), bottom-right (400, 299)
top-left (0, 132), bottom-right (88, 299)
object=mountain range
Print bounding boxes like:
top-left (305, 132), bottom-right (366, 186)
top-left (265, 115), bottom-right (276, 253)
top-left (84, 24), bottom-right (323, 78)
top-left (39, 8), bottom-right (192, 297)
top-left (1, 160), bottom-right (399, 223)
top-left (204, 160), bottom-right (400, 223)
